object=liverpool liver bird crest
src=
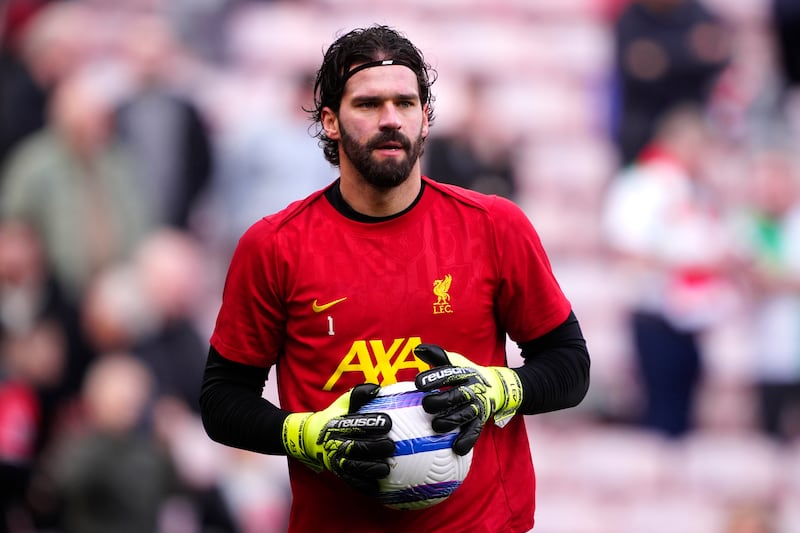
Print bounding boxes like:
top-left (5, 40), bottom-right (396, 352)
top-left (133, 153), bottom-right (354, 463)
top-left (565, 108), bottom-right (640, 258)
top-left (433, 274), bottom-right (452, 305)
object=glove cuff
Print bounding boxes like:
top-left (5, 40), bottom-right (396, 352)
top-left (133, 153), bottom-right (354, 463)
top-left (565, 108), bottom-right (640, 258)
top-left (490, 367), bottom-right (523, 428)
top-left (282, 412), bottom-right (323, 472)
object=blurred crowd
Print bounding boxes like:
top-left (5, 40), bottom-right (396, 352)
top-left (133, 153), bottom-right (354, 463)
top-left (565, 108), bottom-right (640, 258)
top-left (0, 0), bottom-right (799, 532)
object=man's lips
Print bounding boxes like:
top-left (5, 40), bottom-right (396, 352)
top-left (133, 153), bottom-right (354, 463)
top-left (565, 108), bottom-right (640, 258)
top-left (373, 142), bottom-right (405, 155)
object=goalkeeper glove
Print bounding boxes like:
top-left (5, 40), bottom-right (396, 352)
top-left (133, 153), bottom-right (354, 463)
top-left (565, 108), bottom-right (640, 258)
top-left (282, 383), bottom-right (395, 493)
top-left (414, 344), bottom-right (523, 456)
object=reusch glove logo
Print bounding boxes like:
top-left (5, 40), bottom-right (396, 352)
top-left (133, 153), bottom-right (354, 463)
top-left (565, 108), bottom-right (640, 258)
top-left (327, 413), bottom-right (390, 430)
top-left (417, 367), bottom-right (475, 388)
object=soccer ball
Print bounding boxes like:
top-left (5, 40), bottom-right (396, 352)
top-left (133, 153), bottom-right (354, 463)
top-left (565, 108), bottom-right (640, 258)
top-left (358, 381), bottom-right (473, 510)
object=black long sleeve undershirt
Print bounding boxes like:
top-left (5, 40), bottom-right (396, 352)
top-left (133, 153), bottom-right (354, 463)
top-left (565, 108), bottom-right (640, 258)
top-left (514, 310), bottom-right (590, 415)
top-left (199, 311), bottom-right (590, 455)
top-left (199, 348), bottom-right (289, 455)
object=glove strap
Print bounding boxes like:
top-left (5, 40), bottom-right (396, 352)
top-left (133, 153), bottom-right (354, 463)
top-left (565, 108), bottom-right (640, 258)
top-left (490, 367), bottom-right (523, 428)
top-left (282, 412), bottom-right (323, 472)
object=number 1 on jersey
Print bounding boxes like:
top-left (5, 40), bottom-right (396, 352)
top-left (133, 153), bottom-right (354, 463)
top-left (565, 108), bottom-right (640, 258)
top-left (327, 315), bottom-right (335, 336)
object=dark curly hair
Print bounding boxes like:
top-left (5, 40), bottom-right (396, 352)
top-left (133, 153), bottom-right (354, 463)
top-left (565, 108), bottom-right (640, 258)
top-left (308, 25), bottom-right (437, 166)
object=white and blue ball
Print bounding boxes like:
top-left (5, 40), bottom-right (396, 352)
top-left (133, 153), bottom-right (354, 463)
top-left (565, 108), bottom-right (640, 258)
top-left (358, 381), bottom-right (473, 510)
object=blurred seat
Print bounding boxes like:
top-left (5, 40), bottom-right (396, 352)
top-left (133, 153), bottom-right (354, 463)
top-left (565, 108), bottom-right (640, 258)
top-left (679, 431), bottom-right (783, 504)
top-left (621, 492), bottom-right (726, 533)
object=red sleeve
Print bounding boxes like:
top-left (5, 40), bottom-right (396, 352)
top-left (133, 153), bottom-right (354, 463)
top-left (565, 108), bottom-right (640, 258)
top-left (491, 196), bottom-right (571, 342)
top-left (210, 220), bottom-right (286, 368)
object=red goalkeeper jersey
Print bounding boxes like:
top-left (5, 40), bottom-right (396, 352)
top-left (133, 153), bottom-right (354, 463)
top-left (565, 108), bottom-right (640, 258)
top-left (211, 177), bottom-right (571, 532)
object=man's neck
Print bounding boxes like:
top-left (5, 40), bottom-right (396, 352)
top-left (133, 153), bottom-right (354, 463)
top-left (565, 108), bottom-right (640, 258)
top-left (339, 168), bottom-right (423, 218)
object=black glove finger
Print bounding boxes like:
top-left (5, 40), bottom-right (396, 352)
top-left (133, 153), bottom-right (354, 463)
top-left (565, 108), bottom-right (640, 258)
top-left (343, 437), bottom-right (396, 460)
top-left (339, 457), bottom-right (391, 480)
top-left (338, 472), bottom-right (381, 494)
top-left (348, 383), bottom-right (381, 413)
top-left (332, 449), bottom-right (390, 493)
top-left (452, 417), bottom-right (483, 456)
top-left (413, 344), bottom-right (451, 367)
top-left (430, 402), bottom-right (482, 433)
top-left (421, 387), bottom-right (474, 414)
top-left (328, 443), bottom-right (391, 493)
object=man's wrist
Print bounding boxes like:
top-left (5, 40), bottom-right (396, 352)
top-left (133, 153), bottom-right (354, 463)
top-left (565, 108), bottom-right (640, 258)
top-left (283, 412), bottom-right (322, 471)
top-left (489, 367), bottom-right (523, 427)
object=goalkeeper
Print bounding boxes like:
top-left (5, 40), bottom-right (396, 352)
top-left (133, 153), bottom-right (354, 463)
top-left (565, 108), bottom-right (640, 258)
top-left (200, 24), bottom-right (590, 532)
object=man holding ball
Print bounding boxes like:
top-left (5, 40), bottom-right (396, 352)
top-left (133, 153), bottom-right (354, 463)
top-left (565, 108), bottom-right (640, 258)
top-left (200, 25), bottom-right (590, 532)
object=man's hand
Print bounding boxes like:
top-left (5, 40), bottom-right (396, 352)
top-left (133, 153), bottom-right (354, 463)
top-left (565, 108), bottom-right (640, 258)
top-left (282, 384), bottom-right (395, 493)
top-left (414, 344), bottom-right (523, 456)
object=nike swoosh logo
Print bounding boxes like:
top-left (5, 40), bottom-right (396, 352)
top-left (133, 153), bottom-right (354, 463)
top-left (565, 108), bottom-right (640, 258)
top-left (312, 297), bottom-right (347, 313)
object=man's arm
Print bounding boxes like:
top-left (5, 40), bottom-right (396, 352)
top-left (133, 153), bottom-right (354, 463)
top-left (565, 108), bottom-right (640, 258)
top-left (199, 347), bottom-right (289, 455)
top-left (413, 310), bottom-right (590, 455)
top-left (514, 310), bottom-right (590, 415)
top-left (199, 348), bottom-right (396, 492)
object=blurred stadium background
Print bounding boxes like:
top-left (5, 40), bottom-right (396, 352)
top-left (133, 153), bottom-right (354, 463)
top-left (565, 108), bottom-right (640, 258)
top-left (1, 0), bottom-right (799, 532)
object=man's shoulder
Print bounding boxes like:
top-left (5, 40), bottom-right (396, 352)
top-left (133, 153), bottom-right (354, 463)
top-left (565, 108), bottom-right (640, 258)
top-left (423, 177), bottom-right (527, 225)
top-left (424, 177), bottom-right (512, 209)
top-left (240, 187), bottom-right (329, 241)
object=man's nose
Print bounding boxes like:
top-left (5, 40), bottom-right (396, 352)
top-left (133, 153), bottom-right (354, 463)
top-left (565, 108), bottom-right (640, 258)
top-left (378, 103), bottom-right (402, 129)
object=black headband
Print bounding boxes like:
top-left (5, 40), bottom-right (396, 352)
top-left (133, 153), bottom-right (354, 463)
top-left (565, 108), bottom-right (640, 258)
top-left (341, 59), bottom-right (416, 85)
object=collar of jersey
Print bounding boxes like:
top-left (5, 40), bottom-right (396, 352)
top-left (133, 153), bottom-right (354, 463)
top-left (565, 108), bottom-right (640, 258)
top-left (325, 179), bottom-right (426, 223)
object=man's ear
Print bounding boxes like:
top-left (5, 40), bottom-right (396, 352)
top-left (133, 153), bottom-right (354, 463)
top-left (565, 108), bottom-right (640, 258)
top-left (421, 104), bottom-right (430, 139)
top-left (321, 107), bottom-right (340, 140)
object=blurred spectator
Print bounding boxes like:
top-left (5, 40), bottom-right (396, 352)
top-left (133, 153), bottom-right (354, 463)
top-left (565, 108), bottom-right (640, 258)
top-left (46, 352), bottom-right (179, 533)
top-left (213, 450), bottom-right (290, 533)
top-left (733, 149), bottom-right (800, 442)
top-left (611, 0), bottom-right (731, 165)
top-left (0, 219), bottom-right (95, 533)
top-left (0, 320), bottom-right (65, 533)
top-left (161, 0), bottom-right (245, 65)
top-left (79, 230), bottom-right (208, 413)
top-left (132, 228), bottom-right (209, 414)
top-left (772, 0), bottom-right (800, 88)
top-left (77, 236), bottom-right (240, 532)
top-left (135, 229), bottom-right (242, 532)
top-left (0, 69), bottom-right (154, 305)
top-left (206, 69), bottom-right (336, 253)
top-left (602, 105), bottom-right (742, 437)
top-left (0, 0), bottom-right (48, 170)
top-left (152, 397), bottom-right (242, 533)
top-left (114, 13), bottom-right (214, 230)
top-left (79, 262), bottom-right (152, 358)
top-left (423, 74), bottom-right (518, 200)
top-left (0, 0), bottom-right (92, 171)
top-left (0, 220), bottom-right (91, 442)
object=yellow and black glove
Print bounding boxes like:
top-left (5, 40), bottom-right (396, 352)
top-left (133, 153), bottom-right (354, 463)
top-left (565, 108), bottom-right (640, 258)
top-left (414, 344), bottom-right (523, 456)
top-left (282, 383), bottom-right (395, 493)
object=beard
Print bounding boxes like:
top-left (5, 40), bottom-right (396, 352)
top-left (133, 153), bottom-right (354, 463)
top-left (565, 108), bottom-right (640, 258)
top-left (339, 122), bottom-right (425, 190)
